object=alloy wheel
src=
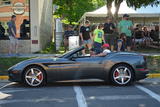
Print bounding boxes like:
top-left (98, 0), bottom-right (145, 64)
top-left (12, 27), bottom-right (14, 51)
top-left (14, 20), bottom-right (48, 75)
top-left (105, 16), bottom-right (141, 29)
top-left (113, 66), bottom-right (132, 85)
top-left (25, 68), bottom-right (44, 87)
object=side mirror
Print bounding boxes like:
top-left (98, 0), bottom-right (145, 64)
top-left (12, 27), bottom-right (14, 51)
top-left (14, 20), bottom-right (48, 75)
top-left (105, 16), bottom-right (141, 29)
top-left (70, 56), bottom-right (76, 61)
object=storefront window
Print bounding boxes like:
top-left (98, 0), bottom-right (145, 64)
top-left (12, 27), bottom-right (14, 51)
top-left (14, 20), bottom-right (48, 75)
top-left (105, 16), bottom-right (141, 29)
top-left (0, 0), bottom-right (30, 40)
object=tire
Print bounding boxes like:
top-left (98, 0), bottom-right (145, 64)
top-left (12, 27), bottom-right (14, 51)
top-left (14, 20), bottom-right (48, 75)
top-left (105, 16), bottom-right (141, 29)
top-left (110, 64), bottom-right (134, 86)
top-left (22, 66), bottom-right (46, 87)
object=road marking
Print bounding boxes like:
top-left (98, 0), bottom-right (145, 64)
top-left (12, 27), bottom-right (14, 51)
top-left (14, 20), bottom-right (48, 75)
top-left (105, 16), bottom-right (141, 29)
top-left (73, 86), bottom-right (88, 107)
top-left (136, 85), bottom-right (160, 102)
top-left (0, 82), bottom-right (18, 100)
top-left (88, 95), bottom-right (146, 101)
top-left (0, 82), bottom-right (17, 90)
top-left (0, 92), bottom-right (11, 100)
top-left (0, 98), bottom-right (73, 105)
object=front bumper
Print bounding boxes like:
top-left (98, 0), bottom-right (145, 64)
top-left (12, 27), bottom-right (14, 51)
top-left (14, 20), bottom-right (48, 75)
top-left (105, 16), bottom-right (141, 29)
top-left (8, 69), bottom-right (22, 82)
top-left (135, 69), bottom-right (149, 81)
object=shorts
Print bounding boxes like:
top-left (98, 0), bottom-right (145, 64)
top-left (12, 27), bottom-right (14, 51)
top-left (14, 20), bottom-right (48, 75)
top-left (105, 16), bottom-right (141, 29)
top-left (9, 36), bottom-right (18, 45)
top-left (144, 37), bottom-right (151, 41)
top-left (135, 38), bottom-right (144, 44)
top-left (93, 42), bottom-right (102, 54)
top-left (126, 36), bottom-right (132, 47)
top-left (104, 34), bottom-right (116, 46)
top-left (83, 39), bottom-right (92, 45)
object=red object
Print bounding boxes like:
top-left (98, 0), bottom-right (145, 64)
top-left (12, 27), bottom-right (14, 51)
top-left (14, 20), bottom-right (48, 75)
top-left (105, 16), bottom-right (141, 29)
top-left (32, 40), bottom-right (38, 44)
top-left (136, 68), bottom-right (149, 72)
top-left (102, 43), bottom-right (110, 48)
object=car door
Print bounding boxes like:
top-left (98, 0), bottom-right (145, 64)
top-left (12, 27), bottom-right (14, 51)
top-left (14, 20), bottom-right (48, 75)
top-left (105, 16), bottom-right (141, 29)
top-left (51, 58), bottom-right (81, 80)
top-left (74, 56), bottom-right (105, 79)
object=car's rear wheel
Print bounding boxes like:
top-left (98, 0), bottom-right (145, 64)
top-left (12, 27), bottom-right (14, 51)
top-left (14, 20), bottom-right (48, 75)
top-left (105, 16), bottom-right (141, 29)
top-left (23, 66), bottom-right (46, 87)
top-left (110, 64), bottom-right (134, 86)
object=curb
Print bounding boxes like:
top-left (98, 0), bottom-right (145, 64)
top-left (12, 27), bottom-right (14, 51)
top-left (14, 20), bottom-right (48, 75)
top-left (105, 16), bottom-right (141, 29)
top-left (0, 76), bottom-right (8, 80)
top-left (148, 73), bottom-right (160, 78)
top-left (0, 73), bottom-right (160, 80)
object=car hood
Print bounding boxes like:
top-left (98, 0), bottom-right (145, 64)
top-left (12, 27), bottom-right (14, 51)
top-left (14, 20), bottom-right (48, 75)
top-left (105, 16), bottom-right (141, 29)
top-left (9, 57), bottom-right (68, 70)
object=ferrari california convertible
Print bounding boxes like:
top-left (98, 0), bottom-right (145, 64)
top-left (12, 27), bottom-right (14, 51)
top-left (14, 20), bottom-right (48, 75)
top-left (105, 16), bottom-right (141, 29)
top-left (8, 46), bottom-right (149, 87)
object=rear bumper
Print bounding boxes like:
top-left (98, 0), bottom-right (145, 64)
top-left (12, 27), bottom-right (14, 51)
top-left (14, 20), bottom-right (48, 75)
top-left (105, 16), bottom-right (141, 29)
top-left (135, 69), bottom-right (149, 81)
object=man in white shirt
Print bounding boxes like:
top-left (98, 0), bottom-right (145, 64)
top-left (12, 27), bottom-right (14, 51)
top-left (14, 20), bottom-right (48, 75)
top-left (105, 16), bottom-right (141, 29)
top-left (92, 43), bottom-right (111, 57)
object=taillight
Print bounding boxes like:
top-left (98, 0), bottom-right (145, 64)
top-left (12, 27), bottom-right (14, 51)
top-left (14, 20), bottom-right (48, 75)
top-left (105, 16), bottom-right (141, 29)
top-left (143, 56), bottom-right (147, 69)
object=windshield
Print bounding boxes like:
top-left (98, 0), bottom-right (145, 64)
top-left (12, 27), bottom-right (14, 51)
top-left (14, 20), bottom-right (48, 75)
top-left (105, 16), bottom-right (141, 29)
top-left (59, 46), bottom-right (85, 58)
top-left (59, 49), bottom-right (77, 58)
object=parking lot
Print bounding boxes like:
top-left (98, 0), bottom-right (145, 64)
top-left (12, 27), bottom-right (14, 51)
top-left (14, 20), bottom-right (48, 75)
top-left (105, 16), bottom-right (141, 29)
top-left (0, 78), bottom-right (160, 107)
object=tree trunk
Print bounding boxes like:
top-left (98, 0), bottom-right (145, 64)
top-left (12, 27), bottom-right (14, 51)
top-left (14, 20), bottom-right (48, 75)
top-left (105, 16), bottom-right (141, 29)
top-left (106, 0), bottom-right (113, 18)
top-left (114, 0), bottom-right (123, 25)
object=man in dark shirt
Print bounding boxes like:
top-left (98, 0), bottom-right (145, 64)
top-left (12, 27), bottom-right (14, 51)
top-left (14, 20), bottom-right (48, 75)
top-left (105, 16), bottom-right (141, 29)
top-left (63, 25), bottom-right (74, 52)
top-left (80, 20), bottom-right (92, 55)
top-left (103, 17), bottom-right (116, 51)
top-left (134, 24), bottom-right (144, 46)
top-left (20, 19), bottom-right (29, 39)
top-left (0, 22), bottom-right (5, 37)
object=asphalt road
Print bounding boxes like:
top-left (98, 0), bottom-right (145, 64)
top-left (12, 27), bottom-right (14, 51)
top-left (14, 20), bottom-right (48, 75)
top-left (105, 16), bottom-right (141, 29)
top-left (0, 78), bottom-right (160, 107)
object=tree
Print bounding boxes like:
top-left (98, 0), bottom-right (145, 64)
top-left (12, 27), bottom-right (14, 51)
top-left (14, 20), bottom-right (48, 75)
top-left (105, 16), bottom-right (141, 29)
top-left (53, 0), bottom-right (105, 24)
top-left (105, 0), bottom-right (160, 23)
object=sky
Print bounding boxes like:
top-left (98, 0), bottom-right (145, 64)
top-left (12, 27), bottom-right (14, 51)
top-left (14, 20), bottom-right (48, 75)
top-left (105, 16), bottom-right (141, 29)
top-left (136, 5), bottom-right (160, 13)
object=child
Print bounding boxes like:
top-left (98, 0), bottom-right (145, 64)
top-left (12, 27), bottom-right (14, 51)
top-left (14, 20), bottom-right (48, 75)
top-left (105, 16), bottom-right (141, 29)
top-left (117, 33), bottom-right (126, 52)
top-left (93, 23), bottom-right (105, 54)
top-left (92, 43), bottom-right (111, 57)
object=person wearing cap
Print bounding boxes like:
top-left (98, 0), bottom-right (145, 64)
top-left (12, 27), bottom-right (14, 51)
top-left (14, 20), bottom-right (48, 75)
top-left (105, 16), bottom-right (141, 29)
top-left (118, 14), bottom-right (133, 51)
top-left (92, 43), bottom-right (111, 57)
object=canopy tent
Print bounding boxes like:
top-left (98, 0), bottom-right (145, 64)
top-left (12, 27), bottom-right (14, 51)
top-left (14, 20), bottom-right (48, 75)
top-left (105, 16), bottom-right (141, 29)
top-left (80, 1), bottom-right (160, 26)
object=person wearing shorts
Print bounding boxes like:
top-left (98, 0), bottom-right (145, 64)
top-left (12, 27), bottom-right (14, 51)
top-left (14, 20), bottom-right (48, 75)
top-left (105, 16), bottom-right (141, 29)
top-left (103, 17), bottom-right (116, 51)
top-left (93, 23), bottom-right (105, 54)
top-left (80, 20), bottom-right (92, 55)
top-left (8, 15), bottom-right (18, 55)
top-left (118, 14), bottom-right (133, 51)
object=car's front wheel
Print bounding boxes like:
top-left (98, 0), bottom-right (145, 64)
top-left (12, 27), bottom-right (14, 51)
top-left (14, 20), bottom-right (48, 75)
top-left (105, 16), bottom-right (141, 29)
top-left (110, 64), bottom-right (134, 86)
top-left (23, 66), bottom-right (46, 87)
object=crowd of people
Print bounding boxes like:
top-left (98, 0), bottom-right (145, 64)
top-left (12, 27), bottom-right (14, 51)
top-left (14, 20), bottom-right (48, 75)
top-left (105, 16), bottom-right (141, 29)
top-left (63, 14), bottom-right (160, 56)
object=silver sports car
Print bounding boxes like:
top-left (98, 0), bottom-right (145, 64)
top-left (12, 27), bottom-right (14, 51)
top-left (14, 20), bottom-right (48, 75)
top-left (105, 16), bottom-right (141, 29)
top-left (8, 46), bottom-right (149, 87)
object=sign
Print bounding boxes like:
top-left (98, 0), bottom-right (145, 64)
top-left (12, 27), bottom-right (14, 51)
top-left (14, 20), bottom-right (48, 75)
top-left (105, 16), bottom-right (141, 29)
top-left (12, 2), bottom-right (25, 15)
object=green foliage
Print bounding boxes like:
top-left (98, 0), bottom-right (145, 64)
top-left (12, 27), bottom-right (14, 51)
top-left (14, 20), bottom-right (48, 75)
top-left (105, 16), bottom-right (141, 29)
top-left (0, 57), bottom-right (29, 75)
top-left (40, 42), bottom-right (65, 54)
top-left (104, 0), bottom-right (159, 23)
top-left (126, 0), bottom-right (160, 9)
top-left (53, 0), bottom-right (105, 23)
top-left (40, 42), bottom-right (56, 54)
top-left (146, 56), bottom-right (160, 73)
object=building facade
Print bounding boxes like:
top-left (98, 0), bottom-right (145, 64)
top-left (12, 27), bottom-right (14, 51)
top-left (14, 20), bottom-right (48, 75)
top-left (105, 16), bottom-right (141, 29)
top-left (0, 0), bottom-right (53, 53)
